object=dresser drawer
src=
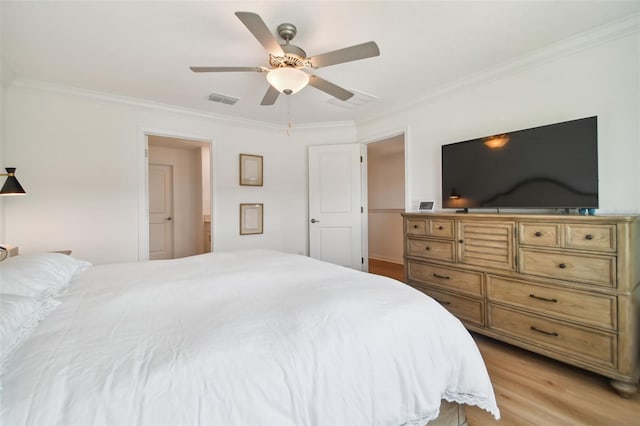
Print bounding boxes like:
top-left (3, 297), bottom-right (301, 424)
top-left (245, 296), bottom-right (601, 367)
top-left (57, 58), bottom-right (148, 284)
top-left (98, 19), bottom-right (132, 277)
top-left (407, 219), bottom-right (427, 236)
top-left (412, 285), bottom-right (484, 326)
top-left (519, 223), bottom-right (562, 248)
top-left (519, 248), bottom-right (616, 288)
top-left (486, 275), bottom-right (616, 330)
top-left (407, 261), bottom-right (483, 296)
top-left (407, 238), bottom-right (455, 262)
top-left (407, 218), bottom-right (455, 239)
top-left (430, 219), bottom-right (455, 239)
top-left (488, 305), bottom-right (616, 367)
top-left (566, 224), bottom-right (616, 253)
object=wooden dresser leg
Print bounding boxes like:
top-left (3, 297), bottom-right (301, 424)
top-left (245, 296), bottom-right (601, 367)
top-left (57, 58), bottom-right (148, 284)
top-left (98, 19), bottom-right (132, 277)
top-left (610, 380), bottom-right (638, 398)
top-left (458, 404), bottom-right (468, 426)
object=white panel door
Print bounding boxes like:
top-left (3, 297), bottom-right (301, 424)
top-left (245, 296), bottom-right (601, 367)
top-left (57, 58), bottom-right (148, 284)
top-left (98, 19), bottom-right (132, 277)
top-left (149, 164), bottom-right (174, 260)
top-left (309, 144), bottom-right (363, 270)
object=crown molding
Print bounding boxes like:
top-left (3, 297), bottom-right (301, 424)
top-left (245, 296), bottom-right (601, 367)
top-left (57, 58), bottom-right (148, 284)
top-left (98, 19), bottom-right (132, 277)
top-left (290, 120), bottom-right (355, 131)
top-left (357, 13), bottom-right (640, 128)
top-left (7, 78), bottom-right (355, 132)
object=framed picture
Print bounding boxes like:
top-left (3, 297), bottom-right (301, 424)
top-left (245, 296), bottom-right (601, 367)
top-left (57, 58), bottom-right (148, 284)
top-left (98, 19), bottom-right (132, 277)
top-left (240, 203), bottom-right (264, 235)
top-left (239, 154), bottom-right (263, 186)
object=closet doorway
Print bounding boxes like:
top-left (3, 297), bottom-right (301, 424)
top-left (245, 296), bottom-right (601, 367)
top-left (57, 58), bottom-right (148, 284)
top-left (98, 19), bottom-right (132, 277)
top-left (147, 135), bottom-right (212, 260)
top-left (366, 134), bottom-right (406, 281)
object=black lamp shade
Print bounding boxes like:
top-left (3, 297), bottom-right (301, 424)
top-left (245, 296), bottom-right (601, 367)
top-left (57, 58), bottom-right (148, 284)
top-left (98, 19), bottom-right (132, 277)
top-left (0, 168), bottom-right (26, 195)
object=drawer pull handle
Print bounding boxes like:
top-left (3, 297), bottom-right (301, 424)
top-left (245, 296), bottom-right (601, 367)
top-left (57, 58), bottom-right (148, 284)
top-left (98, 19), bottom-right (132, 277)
top-left (459, 239), bottom-right (464, 244)
top-left (438, 226), bottom-right (444, 230)
top-left (558, 263), bottom-right (567, 269)
top-left (585, 234), bottom-right (594, 240)
top-left (529, 294), bottom-right (558, 303)
top-left (435, 299), bottom-right (451, 306)
top-left (425, 246), bottom-right (431, 251)
top-left (530, 326), bottom-right (559, 337)
top-left (413, 225), bottom-right (419, 229)
top-left (534, 231), bottom-right (543, 237)
top-left (433, 273), bottom-right (451, 280)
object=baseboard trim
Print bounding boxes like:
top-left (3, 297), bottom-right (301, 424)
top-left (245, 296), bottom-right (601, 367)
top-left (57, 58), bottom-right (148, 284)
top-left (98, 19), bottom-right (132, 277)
top-left (369, 256), bottom-right (403, 265)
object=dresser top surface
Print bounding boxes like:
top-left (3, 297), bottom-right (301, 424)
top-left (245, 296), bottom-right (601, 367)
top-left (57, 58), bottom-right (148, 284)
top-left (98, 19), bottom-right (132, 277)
top-left (402, 212), bottom-right (639, 223)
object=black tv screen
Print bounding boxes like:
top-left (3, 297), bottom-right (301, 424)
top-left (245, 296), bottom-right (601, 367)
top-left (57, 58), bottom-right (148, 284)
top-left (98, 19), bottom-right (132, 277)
top-left (441, 116), bottom-right (598, 209)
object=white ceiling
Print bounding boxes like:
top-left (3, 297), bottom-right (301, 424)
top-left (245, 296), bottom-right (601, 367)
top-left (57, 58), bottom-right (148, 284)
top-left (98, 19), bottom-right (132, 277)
top-left (2, 1), bottom-right (638, 126)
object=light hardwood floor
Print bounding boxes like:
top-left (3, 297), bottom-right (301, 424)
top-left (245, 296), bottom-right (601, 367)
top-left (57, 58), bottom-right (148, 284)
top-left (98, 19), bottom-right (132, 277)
top-left (369, 258), bottom-right (405, 282)
top-left (368, 259), bottom-right (640, 426)
top-left (468, 334), bottom-right (639, 425)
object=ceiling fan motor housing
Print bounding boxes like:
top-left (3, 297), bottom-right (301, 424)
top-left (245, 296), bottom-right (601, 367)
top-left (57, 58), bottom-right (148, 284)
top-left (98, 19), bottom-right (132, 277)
top-left (277, 23), bottom-right (297, 41)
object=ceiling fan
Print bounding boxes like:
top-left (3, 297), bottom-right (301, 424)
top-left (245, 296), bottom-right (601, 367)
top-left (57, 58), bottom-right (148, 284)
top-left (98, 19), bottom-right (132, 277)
top-left (190, 11), bottom-right (380, 106)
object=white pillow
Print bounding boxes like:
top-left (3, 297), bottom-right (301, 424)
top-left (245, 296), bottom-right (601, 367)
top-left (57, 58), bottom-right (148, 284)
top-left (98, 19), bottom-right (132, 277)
top-left (0, 253), bottom-right (91, 299)
top-left (0, 294), bottom-right (60, 369)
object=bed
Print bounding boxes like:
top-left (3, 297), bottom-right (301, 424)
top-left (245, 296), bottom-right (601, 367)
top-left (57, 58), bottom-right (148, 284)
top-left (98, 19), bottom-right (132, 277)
top-left (1, 249), bottom-right (499, 425)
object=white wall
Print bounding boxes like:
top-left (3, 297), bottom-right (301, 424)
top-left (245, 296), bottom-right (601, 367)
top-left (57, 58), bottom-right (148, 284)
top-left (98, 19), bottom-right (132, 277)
top-left (367, 139), bottom-right (405, 264)
top-left (0, 82), bottom-right (4, 244)
top-left (0, 0), bottom-right (6, 243)
top-left (1, 83), bottom-right (356, 263)
top-left (357, 30), bottom-right (640, 215)
top-left (3, 25), bottom-right (637, 264)
top-left (201, 145), bottom-right (211, 217)
top-left (368, 147), bottom-right (405, 210)
top-left (367, 213), bottom-right (404, 264)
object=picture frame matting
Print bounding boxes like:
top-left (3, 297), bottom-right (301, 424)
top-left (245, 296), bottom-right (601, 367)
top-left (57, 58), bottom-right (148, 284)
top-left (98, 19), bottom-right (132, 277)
top-left (239, 203), bottom-right (264, 235)
top-left (239, 154), bottom-right (263, 186)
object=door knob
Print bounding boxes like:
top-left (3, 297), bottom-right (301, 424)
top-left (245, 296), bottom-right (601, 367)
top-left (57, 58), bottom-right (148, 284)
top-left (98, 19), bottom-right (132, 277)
top-left (310, 218), bottom-right (320, 223)
top-left (165, 217), bottom-right (172, 221)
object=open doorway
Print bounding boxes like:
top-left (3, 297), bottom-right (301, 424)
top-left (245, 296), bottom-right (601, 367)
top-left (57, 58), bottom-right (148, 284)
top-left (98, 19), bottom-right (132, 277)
top-left (147, 135), bottom-right (211, 260)
top-left (366, 134), bottom-right (406, 281)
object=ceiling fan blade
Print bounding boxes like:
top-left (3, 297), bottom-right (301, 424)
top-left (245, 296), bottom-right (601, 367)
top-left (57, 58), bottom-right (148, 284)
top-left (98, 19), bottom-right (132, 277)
top-left (190, 66), bottom-right (265, 73)
top-left (308, 75), bottom-right (354, 101)
top-left (235, 12), bottom-right (285, 57)
top-left (260, 85), bottom-right (280, 106)
top-left (307, 41), bottom-right (380, 69)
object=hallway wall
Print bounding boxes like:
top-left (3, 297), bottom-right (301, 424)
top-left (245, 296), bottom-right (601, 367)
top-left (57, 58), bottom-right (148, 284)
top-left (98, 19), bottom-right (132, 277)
top-left (367, 136), bottom-right (405, 264)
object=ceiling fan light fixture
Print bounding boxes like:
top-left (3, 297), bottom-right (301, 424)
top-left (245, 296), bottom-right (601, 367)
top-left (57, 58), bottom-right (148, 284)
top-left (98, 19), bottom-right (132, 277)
top-left (266, 67), bottom-right (309, 95)
top-left (483, 134), bottom-right (510, 149)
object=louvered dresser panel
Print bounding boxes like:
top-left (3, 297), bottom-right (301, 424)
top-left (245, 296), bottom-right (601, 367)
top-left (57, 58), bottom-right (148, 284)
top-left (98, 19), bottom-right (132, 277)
top-left (457, 220), bottom-right (516, 271)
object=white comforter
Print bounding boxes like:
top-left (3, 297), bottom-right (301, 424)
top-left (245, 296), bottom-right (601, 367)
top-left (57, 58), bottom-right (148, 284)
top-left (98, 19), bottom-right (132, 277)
top-left (2, 250), bottom-right (499, 425)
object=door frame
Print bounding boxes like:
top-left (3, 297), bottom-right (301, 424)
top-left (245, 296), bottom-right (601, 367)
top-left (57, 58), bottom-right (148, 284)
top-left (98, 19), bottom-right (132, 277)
top-left (137, 127), bottom-right (215, 261)
top-left (358, 126), bottom-right (410, 270)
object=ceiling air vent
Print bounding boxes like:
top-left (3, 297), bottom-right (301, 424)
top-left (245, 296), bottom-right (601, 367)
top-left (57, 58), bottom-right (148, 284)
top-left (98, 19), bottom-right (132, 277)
top-left (208, 92), bottom-right (239, 105)
top-left (327, 89), bottom-right (377, 109)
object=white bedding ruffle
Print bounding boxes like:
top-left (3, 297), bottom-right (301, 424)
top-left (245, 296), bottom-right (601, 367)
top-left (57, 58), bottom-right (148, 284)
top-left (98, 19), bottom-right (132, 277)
top-left (0, 297), bottom-right (60, 374)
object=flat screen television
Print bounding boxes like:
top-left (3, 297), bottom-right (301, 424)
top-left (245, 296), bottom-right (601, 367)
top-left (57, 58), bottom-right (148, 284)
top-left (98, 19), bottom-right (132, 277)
top-left (441, 116), bottom-right (598, 210)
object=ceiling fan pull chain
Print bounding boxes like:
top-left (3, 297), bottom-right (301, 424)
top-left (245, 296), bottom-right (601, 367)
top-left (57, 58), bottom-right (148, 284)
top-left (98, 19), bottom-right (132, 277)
top-left (287, 96), bottom-right (292, 136)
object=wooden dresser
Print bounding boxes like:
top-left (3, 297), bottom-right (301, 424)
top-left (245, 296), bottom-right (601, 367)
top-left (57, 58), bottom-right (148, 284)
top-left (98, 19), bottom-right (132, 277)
top-left (402, 212), bottom-right (640, 397)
